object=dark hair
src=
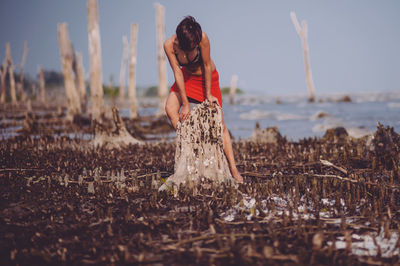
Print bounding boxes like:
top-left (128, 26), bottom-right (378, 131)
top-left (176, 16), bottom-right (202, 51)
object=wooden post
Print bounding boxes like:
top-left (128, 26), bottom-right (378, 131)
top-left (290, 12), bottom-right (315, 102)
top-left (57, 23), bottom-right (81, 120)
top-left (129, 24), bottom-right (138, 119)
top-left (87, 0), bottom-right (105, 121)
top-left (0, 58), bottom-right (6, 104)
top-left (155, 3), bottom-right (168, 115)
top-left (74, 52), bottom-right (87, 112)
top-left (229, 75), bottom-right (238, 105)
top-left (119, 35), bottom-right (128, 104)
top-left (5, 43), bottom-right (17, 105)
top-left (18, 41), bottom-right (28, 102)
top-left (38, 66), bottom-right (46, 104)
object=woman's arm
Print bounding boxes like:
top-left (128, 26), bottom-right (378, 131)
top-left (164, 35), bottom-right (190, 121)
top-left (199, 32), bottom-right (216, 104)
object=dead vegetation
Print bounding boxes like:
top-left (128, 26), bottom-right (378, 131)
top-left (1, 106), bottom-right (399, 265)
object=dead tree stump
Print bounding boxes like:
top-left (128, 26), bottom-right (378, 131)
top-left (88, 0), bottom-right (105, 121)
top-left (58, 23), bottom-right (82, 120)
top-left (290, 12), bottom-right (316, 102)
top-left (229, 75), bottom-right (238, 105)
top-left (93, 107), bottom-right (142, 149)
top-left (18, 41), bottom-right (28, 103)
top-left (119, 35), bottom-right (128, 104)
top-left (160, 100), bottom-right (235, 190)
top-left (0, 58), bottom-right (6, 104)
top-left (155, 3), bottom-right (168, 115)
top-left (5, 43), bottom-right (17, 105)
top-left (74, 52), bottom-right (87, 113)
top-left (38, 66), bottom-right (46, 104)
top-left (128, 24), bottom-right (138, 119)
top-left (249, 123), bottom-right (283, 144)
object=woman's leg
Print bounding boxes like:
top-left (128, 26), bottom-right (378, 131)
top-left (165, 91), bottom-right (182, 130)
top-left (221, 115), bottom-right (243, 183)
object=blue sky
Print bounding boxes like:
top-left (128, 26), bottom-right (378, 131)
top-left (0, 0), bottom-right (399, 95)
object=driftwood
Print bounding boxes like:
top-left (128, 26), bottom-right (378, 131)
top-left (160, 101), bottom-right (235, 190)
top-left (320, 159), bottom-right (348, 175)
top-left (155, 3), bottom-right (168, 115)
top-left (128, 24), bottom-right (138, 119)
top-left (87, 0), bottom-right (105, 121)
top-left (93, 107), bottom-right (142, 149)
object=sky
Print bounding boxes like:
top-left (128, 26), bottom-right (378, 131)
top-left (0, 0), bottom-right (399, 96)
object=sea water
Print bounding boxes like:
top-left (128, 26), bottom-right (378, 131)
top-left (2, 92), bottom-right (398, 141)
top-left (131, 91), bottom-right (400, 141)
top-left (223, 92), bottom-right (400, 141)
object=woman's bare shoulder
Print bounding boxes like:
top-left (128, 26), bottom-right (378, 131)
top-left (200, 32), bottom-right (210, 46)
top-left (165, 35), bottom-right (177, 47)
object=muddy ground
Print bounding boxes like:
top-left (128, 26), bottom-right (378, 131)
top-left (1, 103), bottom-right (400, 265)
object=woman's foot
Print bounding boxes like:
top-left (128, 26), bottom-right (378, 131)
top-left (231, 168), bottom-right (243, 183)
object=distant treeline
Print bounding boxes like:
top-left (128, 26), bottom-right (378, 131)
top-left (1, 67), bottom-right (244, 101)
top-left (221, 87), bottom-right (243, 95)
top-left (87, 84), bottom-right (244, 98)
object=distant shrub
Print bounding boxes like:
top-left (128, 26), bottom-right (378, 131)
top-left (221, 87), bottom-right (243, 95)
top-left (144, 86), bottom-right (158, 97)
top-left (103, 85), bottom-right (119, 97)
top-left (43, 70), bottom-right (64, 87)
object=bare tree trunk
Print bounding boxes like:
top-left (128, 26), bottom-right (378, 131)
top-left (129, 24), bottom-right (138, 119)
top-left (57, 23), bottom-right (82, 120)
top-left (155, 3), bottom-right (168, 115)
top-left (108, 74), bottom-right (115, 106)
top-left (18, 41), bottom-right (28, 103)
top-left (38, 66), bottom-right (46, 104)
top-left (0, 58), bottom-right (6, 104)
top-left (0, 68), bottom-right (3, 104)
top-left (74, 52), bottom-right (87, 112)
top-left (290, 12), bottom-right (315, 102)
top-left (87, 0), bottom-right (105, 121)
top-left (5, 43), bottom-right (17, 105)
top-left (229, 75), bottom-right (238, 105)
top-left (119, 35), bottom-right (129, 104)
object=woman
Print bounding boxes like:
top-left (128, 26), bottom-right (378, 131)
top-left (164, 16), bottom-right (243, 183)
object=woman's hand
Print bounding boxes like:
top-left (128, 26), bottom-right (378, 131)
top-left (179, 103), bottom-right (190, 122)
top-left (207, 95), bottom-right (219, 106)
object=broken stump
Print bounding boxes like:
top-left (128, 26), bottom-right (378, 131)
top-left (93, 107), bottom-right (142, 149)
top-left (160, 100), bottom-right (235, 190)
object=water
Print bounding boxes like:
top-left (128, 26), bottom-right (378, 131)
top-left (222, 92), bottom-right (400, 141)
top-left (128, 91), bottom-right (400, 141)
top-left (2, 92), bottom-right (399, 141)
